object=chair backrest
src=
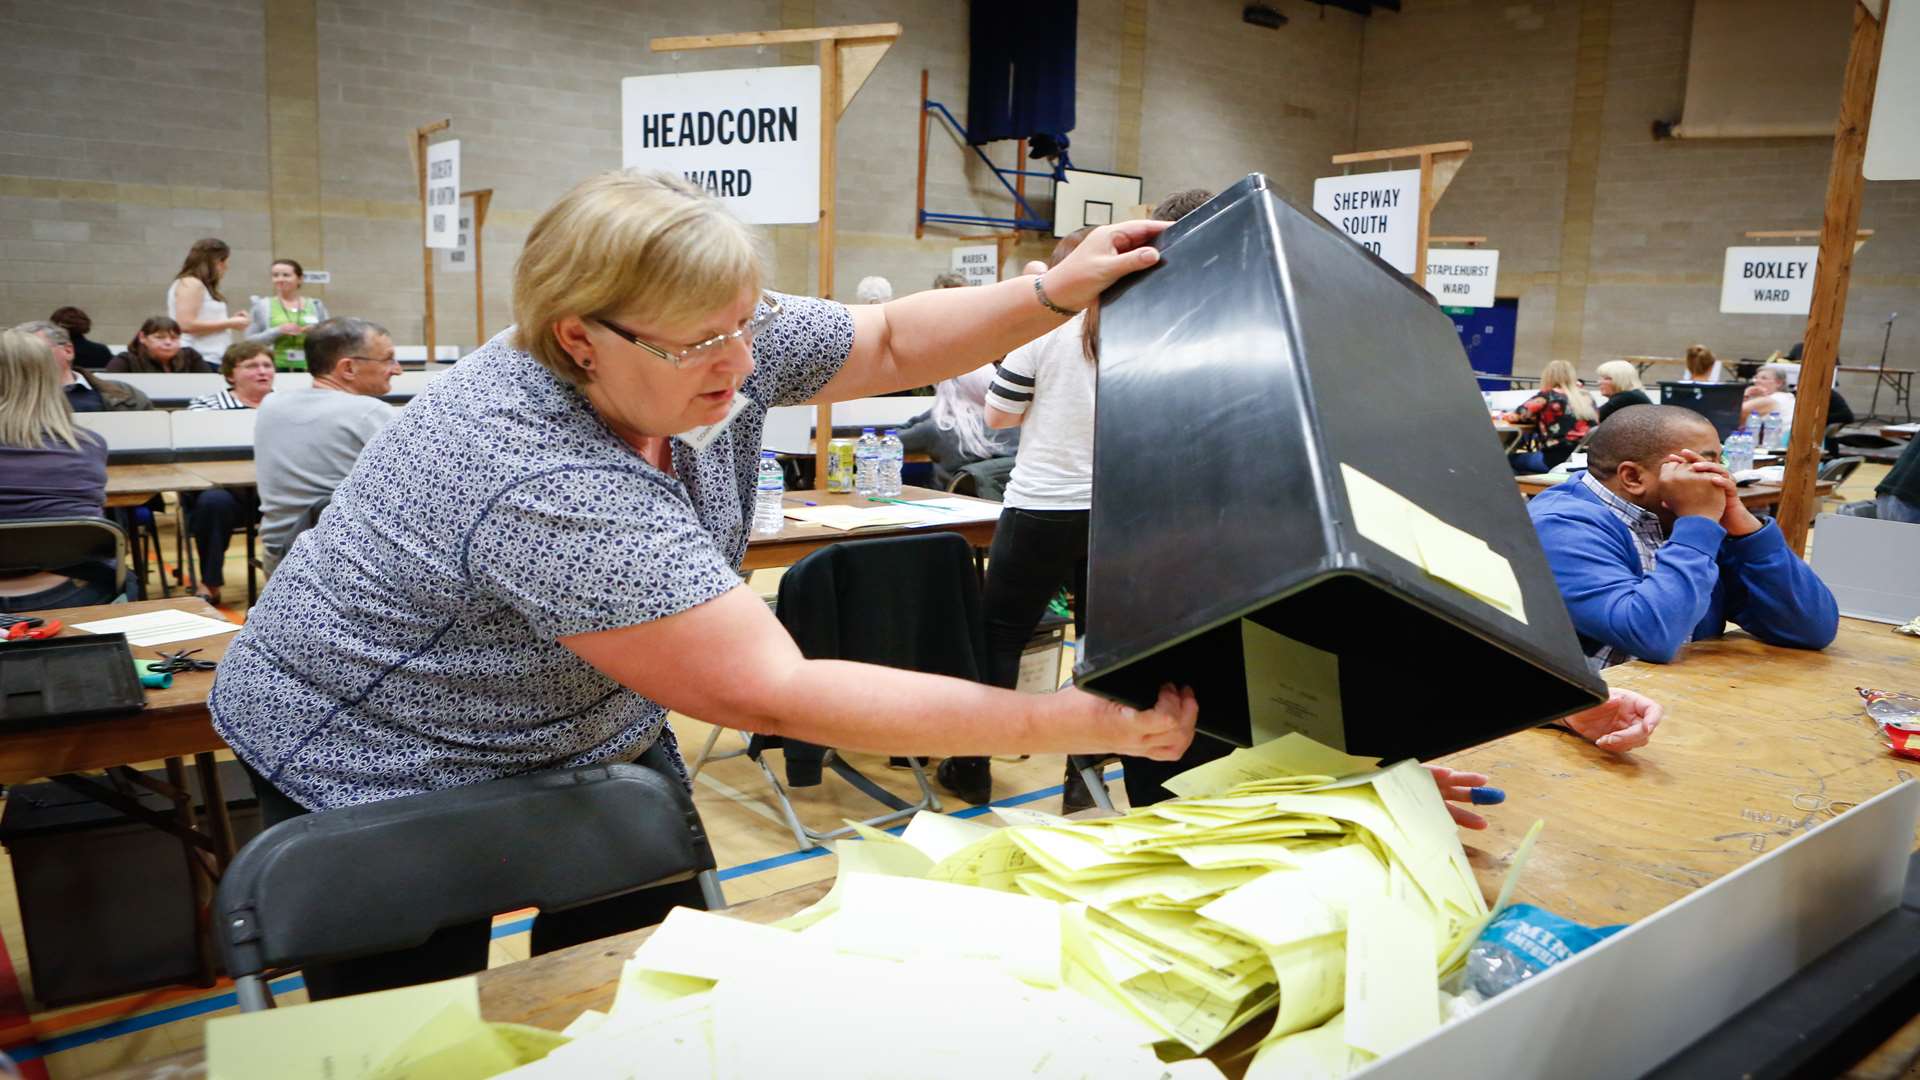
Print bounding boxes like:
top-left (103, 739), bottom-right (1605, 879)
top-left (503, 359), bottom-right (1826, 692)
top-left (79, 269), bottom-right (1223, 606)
top-left (0, 518), bottom-right (129, 598)
top-left (390, 345), bottom-right (462, 363)
top-left (216, 743), bottom-right (717, 982)
top-left (776, 532), bottom-right (987, 681)
top-left (1818, 455), bottom-right (1865, 485)
top-left (105, 372), bottom-right (227, 406)
top-left (1810, 512), bottom-right (1920, 624)
top-left (1836, 499), bottom-right (1877, 518)
top-left (383, 370), bottom-right (446, 399)
top-left (762, 406), bottom-right (814, 454)
top-left (73, 412), bottom-right (173, 462)
top-left (948, 456), bottom-right (1015, 501)
top-left (170, 410), bottom-right (257, 458)
top-left (830, 396), bottom-right (928, 432)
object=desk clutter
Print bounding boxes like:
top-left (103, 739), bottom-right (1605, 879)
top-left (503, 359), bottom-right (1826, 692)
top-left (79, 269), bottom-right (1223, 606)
top-left (206, 735), bottom-right (1544, 1079)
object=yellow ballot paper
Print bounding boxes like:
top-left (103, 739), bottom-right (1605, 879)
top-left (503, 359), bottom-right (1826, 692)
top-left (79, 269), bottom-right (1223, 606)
top-left (207, 976), bottom-right (482, 1080)
top-left (1248, 1014), bottom-right (1375, 1080)
top-left (1339, 461), bottom-right (1527, 624)
top-left (628, 905), bottom-right (810, 982)
top-left (831, 871), bottom-right (1063, 987)
top-left (1163, 733), bottom-right (1379, 799)
top-left (899, 809), bottom-right (998, 863)
top-left (1342, 894), bottom-right (1440, 1057)
top-left (1240, 620), bottom-right (1345, 748)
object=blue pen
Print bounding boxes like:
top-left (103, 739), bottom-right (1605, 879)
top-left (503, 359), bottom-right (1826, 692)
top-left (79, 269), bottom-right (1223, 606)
top-left (1469, 786), bottom-right (1506, 806)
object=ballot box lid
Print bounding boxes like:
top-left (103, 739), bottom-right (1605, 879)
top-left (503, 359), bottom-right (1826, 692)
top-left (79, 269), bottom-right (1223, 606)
top-left (1075, 174), bottom-right (1605, 764)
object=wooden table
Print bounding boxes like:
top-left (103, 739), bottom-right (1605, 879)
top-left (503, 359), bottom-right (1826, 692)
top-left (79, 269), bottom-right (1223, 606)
top-left (3, 597), bottom-right (243, 987)
top-left (1883, 423), bottom-right (1917, 442)
top-left (104, 617), bottom-right (1920, 1080)
top-left (740, 485), bottom-right (1000, 572)
top-left (104, 463), bottom-right (214, 510)
top-left (179, 459), bottom-right (258, 488)
top-left (1515, 476), bottom-right (1835, 509)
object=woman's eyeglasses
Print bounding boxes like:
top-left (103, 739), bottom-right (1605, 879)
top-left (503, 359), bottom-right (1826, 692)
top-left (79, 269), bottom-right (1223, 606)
top-left (596, 294), bottom-right (783, 370)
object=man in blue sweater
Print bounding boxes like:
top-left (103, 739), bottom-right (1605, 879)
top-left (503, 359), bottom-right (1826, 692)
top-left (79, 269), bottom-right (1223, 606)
top-left (1528, 404), bottom-right (1838, 668)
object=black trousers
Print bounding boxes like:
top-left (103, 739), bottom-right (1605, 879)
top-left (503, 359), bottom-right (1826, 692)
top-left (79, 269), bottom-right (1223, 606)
top-left (983, 507), bottom-right (1088, 690)
top-left (239, 762), bottom-right (707, 1001)
top-left (183, 488), bottom-right (259, 588)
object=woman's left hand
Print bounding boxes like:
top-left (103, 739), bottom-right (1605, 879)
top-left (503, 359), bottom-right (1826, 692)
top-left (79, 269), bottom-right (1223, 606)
top-left (1425, 764), bottom-right (1494, 830)
top-left (1040, 219), bottom-right (1171, 311)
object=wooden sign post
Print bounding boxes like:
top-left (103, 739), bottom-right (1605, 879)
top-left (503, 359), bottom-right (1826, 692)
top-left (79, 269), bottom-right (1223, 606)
top-left (1328, 140), bottom-right (1472, 287)
top-left (466, 187), bottom-right (494, 348)
top-left (1778, 1), bottom-right (1885, 554)
top-left (411, 117), bottom-right (452, 365)
top-left (649, 23), bottom-right (902, 482)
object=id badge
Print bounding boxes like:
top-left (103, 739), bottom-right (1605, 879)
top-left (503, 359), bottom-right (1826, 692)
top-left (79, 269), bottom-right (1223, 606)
top-left (285, 348), bottom-right (306, 365)
top-left (677, 392), bottom-right (749, 452)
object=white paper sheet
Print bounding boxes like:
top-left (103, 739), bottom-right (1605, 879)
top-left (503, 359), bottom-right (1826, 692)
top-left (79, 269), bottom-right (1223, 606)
top-left (74, 609), bottom-right (240, 647)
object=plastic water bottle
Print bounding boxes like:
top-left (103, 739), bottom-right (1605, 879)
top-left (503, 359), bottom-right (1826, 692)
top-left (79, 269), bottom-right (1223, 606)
top-left (1766, 410), bottom-right (1787, 451)
top-left (752, 450), bottom-right (785, 536)
top-left (1726, 431), bottom-right (1751, 473)
top-left (854, 427), bottom-right (881, 496)
top-left (879, 428), bottom-right (904, 497)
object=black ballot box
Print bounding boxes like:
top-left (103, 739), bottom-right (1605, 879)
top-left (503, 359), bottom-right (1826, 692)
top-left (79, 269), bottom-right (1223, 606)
top-left (1075, 173), bottom-right (1606, 763)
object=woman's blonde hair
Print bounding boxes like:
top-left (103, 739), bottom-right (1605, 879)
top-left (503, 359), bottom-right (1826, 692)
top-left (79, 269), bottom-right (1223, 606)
top-left (1595, 359), bottom-right (1643, 394)
top-left (0, 329), bottom-right (80, 450)
top-left (1684, 344), bottom-right (1717, 379)
top-left (1540, 360), bottom-right (1598, 422)
top-left (513, 171), bottom-right (764, 386)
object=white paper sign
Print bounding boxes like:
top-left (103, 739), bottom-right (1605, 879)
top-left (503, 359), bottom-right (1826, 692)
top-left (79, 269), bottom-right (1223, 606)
top-left (436, 194), bottom-right (475, 274)
top-left (1312, 169), bottom-right (1421, 274)
top-left (1864, 0), bottom-right (1920, 180)
top-left (303, 270), bottom-right (331, 284)
top-left (1719, 246), bottom-right (1818, 315)
top-left (621, 66), bottom-right (822, 225)
top-left (424, 139), bottom-right (460, 250)
top-left (1423, 249), bottom-right (1500, 308)
top-left (950, 244), bottom-right (999, 286)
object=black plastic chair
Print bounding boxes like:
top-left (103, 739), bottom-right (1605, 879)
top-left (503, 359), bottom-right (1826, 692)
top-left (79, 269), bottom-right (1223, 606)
top-left (0, 517), bottom-right (129, 601)
top-left (216, 742), bottom-right (723, 1010)
top-left (1819, 455), bottom-right (1866, 488)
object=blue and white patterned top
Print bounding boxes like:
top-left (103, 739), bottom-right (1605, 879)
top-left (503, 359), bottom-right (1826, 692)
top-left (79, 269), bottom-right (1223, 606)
top-left (211, 293), bottom-right (854, 810)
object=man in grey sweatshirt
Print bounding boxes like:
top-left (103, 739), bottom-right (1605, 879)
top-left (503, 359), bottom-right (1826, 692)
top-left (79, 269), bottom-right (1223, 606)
top-left (255, 317), bottom-right (398, 569)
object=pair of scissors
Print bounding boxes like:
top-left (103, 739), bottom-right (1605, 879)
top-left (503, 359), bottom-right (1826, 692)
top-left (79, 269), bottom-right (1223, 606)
top-left (148, 648), bottom-right (217, 674)
top-left (3, 618), bottom-right (60, 641)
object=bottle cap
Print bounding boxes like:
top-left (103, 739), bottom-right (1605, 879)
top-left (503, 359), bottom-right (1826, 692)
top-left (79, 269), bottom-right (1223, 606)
top-left (862, 426), bottom-right (875, 434)
top-left (885, 428), bottom-right (898, 435)
top-left (761, 449), bottom-right (776, 458)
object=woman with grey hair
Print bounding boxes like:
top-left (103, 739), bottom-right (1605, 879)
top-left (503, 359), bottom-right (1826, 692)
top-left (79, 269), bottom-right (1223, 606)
top-left (854, 275), bottom-right (893, 304)
top-left (1739, 363), bottom-right (1797, 430)
top-left (209, 170), bottom-right (1194, 997)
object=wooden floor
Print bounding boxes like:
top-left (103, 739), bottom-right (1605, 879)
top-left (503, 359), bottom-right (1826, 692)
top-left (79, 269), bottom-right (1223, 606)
top-left (0, 463), bottom-right (1891, 1077)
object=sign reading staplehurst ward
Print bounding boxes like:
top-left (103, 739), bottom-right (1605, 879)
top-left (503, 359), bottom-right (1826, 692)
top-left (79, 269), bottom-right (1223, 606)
top-left (1423, 249), bottom-right (1499, 308)
top-left (620, 66), bottom-right (822, 225)
top-left (1311, 169), bottom-right (1421, 275)
top-left (1719, 246), bottom-right (1818, 315)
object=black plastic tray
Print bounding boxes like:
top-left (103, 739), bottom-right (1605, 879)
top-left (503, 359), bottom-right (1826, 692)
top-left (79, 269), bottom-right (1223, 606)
top-left (0, 632), bottom-right (145, 726)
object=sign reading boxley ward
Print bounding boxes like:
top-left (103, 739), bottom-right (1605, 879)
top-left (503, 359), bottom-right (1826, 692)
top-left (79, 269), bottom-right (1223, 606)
top-left (1719, 246), bottom-right (1819, 315)
top-left (621, 66), bottom-right (822, 225)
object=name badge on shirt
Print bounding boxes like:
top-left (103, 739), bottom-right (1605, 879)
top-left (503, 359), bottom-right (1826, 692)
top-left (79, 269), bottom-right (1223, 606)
top-left (676, 392), bottom-right (749, 452)
top-left (285, 348), bottom-right (305, 364)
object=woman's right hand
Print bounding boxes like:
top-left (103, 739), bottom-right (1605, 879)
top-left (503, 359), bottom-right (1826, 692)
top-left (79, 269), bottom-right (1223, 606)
top-left (1069, 684), bottom-right (1198, 761)
top-left (228, 314), bottom-right (250, 330)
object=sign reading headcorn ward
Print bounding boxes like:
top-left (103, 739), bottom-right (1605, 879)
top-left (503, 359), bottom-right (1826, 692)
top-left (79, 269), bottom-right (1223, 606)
top-left (620, 66), bottom-right (822, 225)
top-left (1719, 246), bottom-right (1818, 315)
top-left (1424, 249), bottom-right (1500, 308)
top-left (1311, 169), bottom-right (1421, 275)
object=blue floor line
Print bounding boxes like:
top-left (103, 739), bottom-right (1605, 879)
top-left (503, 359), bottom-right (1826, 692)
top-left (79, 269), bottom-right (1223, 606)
top-left (11, 767), bottom-right (1125, 1062)
top-left (7, 974), bottom-right (307, 1064)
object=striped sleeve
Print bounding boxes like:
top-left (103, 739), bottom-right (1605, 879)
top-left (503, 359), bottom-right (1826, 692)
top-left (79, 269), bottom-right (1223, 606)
top-left (986, 342), bottom-right (1040, 415)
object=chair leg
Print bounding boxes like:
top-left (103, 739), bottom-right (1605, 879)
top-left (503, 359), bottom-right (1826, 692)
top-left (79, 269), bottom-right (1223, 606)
top-left (245, 522), bottom-right (258, 605)
top-left (235, 973), bottom-right (275, 1011)
top-left (1071, 755), bottom-right (1116, 812)
top-left (688, 726), bottom-right (725, 779)
top-left (696, 869), bottom-right (728, 912)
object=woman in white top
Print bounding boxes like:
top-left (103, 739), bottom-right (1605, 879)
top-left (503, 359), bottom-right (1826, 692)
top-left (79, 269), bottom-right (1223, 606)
top-left (938, 190), bottom-right (1217, 812)
top-left (167, 237), bottom-right (249, 360)
top-left (1680, 343), bottom-right (1725, 384)
top-left (1739, 363), bottom-right (1797, 431)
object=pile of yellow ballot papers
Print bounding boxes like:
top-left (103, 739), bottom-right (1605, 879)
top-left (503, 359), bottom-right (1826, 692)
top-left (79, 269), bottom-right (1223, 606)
top-left (506, 734), bottom-right (1521, 1079)
top-left (208, 734), bottom-right (1525, 1080)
